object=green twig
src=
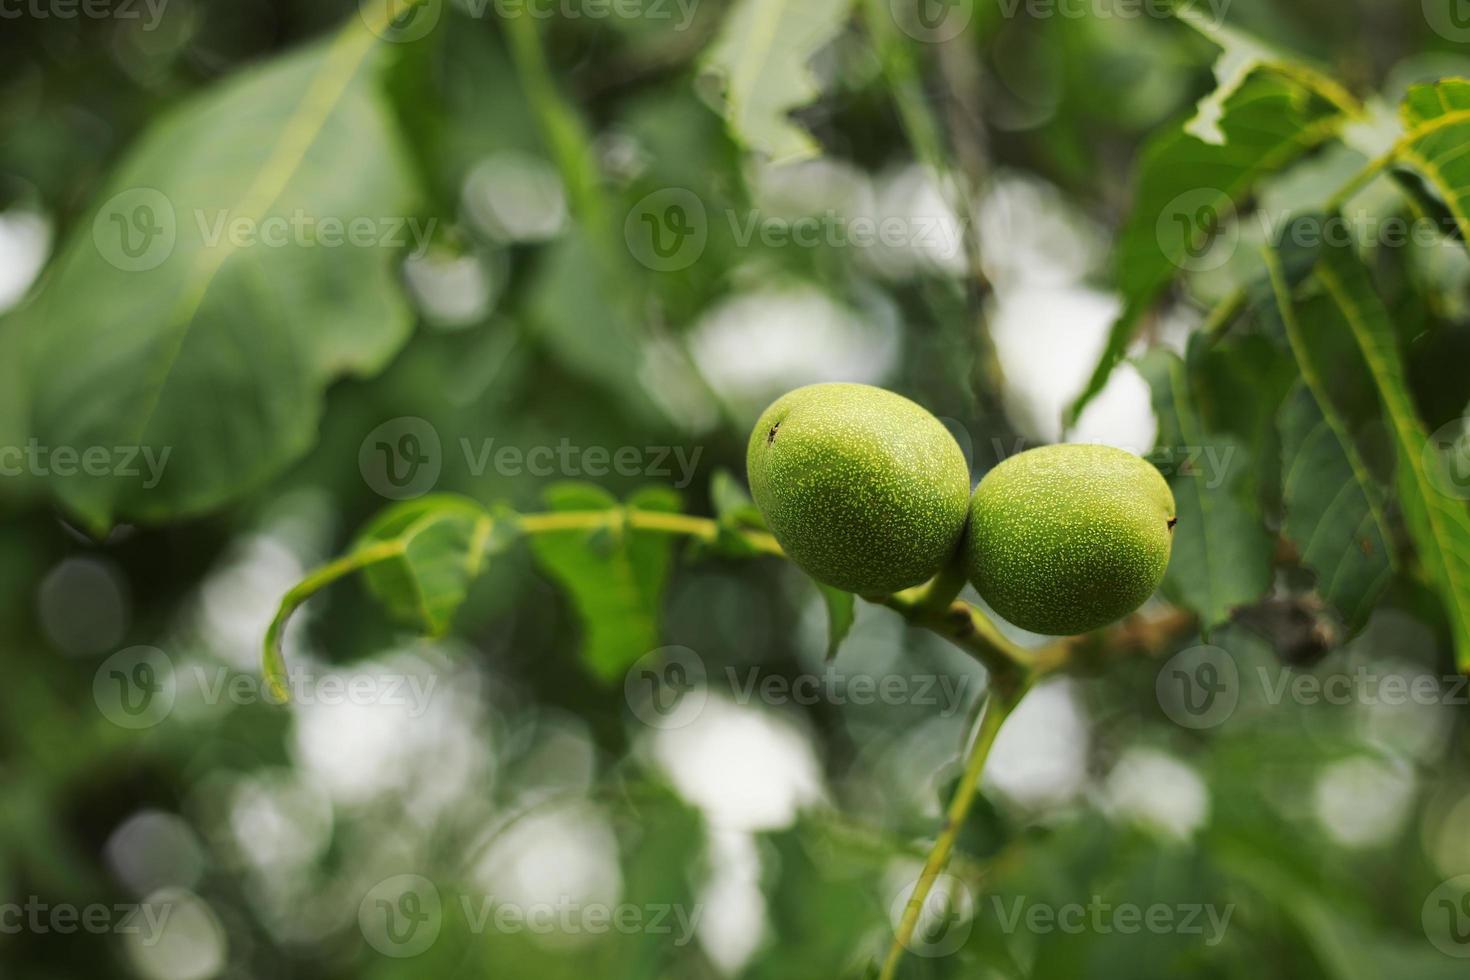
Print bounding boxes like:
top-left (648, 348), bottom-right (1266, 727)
top-left (261, 539), bottom-right (406, 701)
top-left (878, 684), bottom-right (1022, 980)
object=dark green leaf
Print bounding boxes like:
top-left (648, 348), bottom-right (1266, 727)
top-left (1139, 348), bottom-right (1274, 628)
top-left (1267, 238), bottom-right (1470, 668)
top-left (1277, 385), bottom-right (1393, 630)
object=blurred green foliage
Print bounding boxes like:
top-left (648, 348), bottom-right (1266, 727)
top-left (1, 0), bottom-right (1469, 978)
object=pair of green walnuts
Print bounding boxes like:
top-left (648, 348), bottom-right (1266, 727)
top-left (747, 384), bottom-right (1176, 636)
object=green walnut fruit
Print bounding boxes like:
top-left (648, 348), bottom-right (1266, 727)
top-left (747, 383), bottom-right (971, 595)
top-left (965, 444), bottom-right (1175, 635)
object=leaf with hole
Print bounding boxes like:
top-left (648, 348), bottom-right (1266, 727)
top-left (1069, 58), bottom-right (1350, 427)
top-left (1396, 78), bottom-right (1470, 247)
top-left (702, 0), bottom-right (854, 162)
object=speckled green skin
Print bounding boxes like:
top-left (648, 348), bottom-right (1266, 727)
top-left (965, 444), bottom-right (1175, 636)
top-left (746, 384), bottom-right (971, 595)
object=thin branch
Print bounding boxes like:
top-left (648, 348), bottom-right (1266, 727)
top-left (878, 684), bottom-right (1022, 980)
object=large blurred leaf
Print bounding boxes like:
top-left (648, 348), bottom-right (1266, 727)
top-left (747, 821), bottom-right (888, 979)
top-left (702, 0), bottom-right (854, 161)
top-left (529, 482), bottom-right (681, 681)
top-left (354, 494), bottom-right (495, 635)
top-left (1139, 346), bottom-right (1274, 628)
top-left (1269, 238), bottom-right (1470, 668)
top-left (1068, 63), bottom-right (1349, 427)
top-left (11, 25), bottom-right (421, 531)
top-left (1397, 78), bottom-right (1470, 246)
top-left (524, 229), bottom-right (664, 425)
